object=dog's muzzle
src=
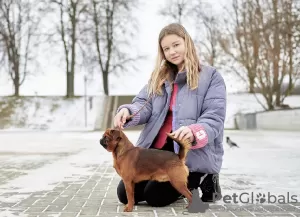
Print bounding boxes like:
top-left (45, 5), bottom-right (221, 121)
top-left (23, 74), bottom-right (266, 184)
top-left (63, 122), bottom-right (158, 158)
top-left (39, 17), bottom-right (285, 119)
top-left (99, 137), bottom-right (107, 149)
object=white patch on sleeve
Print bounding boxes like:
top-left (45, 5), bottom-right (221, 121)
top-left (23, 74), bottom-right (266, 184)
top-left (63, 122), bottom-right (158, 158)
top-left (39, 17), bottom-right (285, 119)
top-left (196, 129), bottom-right (206, 141)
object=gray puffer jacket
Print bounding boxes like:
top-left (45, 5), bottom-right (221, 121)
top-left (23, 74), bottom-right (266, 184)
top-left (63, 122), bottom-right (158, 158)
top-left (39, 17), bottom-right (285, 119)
top-left (117, 65), bottom-right (227, 174)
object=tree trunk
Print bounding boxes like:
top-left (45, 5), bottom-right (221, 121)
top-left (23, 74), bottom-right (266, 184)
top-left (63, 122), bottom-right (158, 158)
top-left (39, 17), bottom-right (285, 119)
top-left (13, 78), bottom-right (19, 96)
top-left (249, 76), bottom-right (255, 93)
top-left (267, 94), bottom-right (274, 110)
top-left (102, 72), bottom-right (109, 95)
top-left (272, 0), bottom-right (281, 106)
top-left (66, 71), bottom-right (74, 97)
top-left (13, 60), bottom-right (20, 96)
top-left (69, 11), bottom-right (76, 98)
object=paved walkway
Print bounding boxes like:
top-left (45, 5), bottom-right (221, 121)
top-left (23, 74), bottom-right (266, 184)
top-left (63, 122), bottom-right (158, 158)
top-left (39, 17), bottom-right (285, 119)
top-left (0, 131), bottom-right (300, 217)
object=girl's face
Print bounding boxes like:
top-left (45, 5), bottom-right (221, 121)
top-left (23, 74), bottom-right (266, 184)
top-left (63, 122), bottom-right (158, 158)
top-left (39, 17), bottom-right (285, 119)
top-left (161, 34), bottom-right (185, 71)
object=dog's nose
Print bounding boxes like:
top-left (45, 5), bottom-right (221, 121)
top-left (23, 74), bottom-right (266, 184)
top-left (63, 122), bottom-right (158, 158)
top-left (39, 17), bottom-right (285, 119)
top-left (100, 138), bottom-right (104, 145)
top-left (99, 138), bottom-right (107, 148)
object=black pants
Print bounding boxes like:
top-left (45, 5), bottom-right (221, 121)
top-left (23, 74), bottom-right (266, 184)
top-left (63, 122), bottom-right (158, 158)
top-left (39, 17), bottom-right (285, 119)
top-left (117, 172), bottom-right (205, 207)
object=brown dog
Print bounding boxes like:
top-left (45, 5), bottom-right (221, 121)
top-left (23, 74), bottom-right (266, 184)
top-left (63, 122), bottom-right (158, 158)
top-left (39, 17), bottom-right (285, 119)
top-left (99, 128), bottom-right (193, 212)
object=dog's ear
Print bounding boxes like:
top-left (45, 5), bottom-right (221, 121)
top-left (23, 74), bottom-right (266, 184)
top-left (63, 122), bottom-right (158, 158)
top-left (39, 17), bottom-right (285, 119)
top-left (111, 128), bottom-right (122, 141)
top-left (110, 128), bottom-right (119, 134)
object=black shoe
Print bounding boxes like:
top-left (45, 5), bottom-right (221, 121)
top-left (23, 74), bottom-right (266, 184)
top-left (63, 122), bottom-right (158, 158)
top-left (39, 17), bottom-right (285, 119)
top-left (200, 174), bottom-right (222, 202)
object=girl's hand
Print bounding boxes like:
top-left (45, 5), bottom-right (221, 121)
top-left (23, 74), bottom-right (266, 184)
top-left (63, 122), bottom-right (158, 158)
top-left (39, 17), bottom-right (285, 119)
top-left (113, 108), bottom-right (130, 129)
top-left (170, 126), bottom-right (194, 142)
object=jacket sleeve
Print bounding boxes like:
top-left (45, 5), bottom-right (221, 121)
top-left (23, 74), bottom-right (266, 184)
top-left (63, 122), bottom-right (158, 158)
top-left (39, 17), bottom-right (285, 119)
top-left (187, 69), bottom-right (226, 149)
top-left (116, 85), bottom-right (153, 128)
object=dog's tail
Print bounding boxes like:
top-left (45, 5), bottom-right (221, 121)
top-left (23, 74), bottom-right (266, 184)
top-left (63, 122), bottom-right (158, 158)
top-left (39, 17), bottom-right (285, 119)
top-left (166, 133), bottom-right (191, 161)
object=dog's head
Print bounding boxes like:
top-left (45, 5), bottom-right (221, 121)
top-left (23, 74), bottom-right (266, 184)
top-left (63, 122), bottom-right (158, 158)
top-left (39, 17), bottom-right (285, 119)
top-left (99, 128), bottom-right (122, 152)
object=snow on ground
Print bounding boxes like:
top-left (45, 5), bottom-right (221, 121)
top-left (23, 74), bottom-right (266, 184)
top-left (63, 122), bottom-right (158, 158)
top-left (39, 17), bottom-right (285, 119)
top-left (0, 148), bottom-right (109, 195)
top-left (0, 130), bottom-right (300, 206)
top-left (0, 131), bottom-right (109, 203)
top-left (0, 96), bottom-right (105, 131)
top-left (1, 94), bottom-right (299, 131)
top-left (221, 130), bottom-right (300, 203)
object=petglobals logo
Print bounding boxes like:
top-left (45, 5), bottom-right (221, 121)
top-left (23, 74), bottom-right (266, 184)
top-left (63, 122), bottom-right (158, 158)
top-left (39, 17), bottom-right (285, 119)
top-left (214, 192), bottom-right (299, 204)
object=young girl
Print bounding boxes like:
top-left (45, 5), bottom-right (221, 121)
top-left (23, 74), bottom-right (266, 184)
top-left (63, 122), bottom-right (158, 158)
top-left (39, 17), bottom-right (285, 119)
top-left (113, 23), bottom-right (226, 207)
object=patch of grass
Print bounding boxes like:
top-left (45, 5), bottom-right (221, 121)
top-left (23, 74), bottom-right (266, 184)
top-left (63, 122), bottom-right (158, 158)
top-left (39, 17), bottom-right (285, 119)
top-left (0, 96), bottom-right (31, 128)
top-left (0, 97), bottom-right (18, 128)
top-left (50, 103), bottom-right (60, 113)
top-left (35, 101), bottom-right (41, 111)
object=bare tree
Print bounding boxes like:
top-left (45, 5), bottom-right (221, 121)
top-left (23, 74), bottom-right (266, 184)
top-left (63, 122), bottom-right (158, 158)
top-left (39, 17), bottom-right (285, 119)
top-left (158, 0), bottom-right (192, 24)
top-left (220, 0), bottom-right (300, 110)
top-left (279, 0), bottom-right (300, 100)
top-left (192, 2), bottom-right (221, 66)
top-left (90, 0), bottom-right (143, 95)
top-left (0, 0), bottom-right (42, 96)
top-left (255, 0), bottom-right (300, 108)
top-left (219, 0), bottom-right (260, 93)
top-left (50, 0), bottom-right (87, 98)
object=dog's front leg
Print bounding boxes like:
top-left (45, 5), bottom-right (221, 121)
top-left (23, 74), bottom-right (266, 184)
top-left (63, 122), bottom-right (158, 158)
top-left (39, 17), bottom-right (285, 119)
top-left (123, 180), bottom-right (135, 212)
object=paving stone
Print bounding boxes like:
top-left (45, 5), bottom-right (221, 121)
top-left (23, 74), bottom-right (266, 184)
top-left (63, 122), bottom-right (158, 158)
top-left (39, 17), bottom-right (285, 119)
top-left (59, 213), bottom-right (79, 217)
top-left (270, 204), bottom-right (300, 212)
top-left (209, 211), bottom-right (236, 217)
top-left (80, 207), bottom-right (100, 215)
top-left (24, 206), bottom-right (48, 213)
top-left (254, 214), bottom-right (297, 217)
top-left (0, 202), bottom-right (17, 208)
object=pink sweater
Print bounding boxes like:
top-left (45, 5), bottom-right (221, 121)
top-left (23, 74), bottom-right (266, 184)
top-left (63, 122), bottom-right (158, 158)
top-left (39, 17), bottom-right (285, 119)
top-left (152, 84), bottom-right (178, 149)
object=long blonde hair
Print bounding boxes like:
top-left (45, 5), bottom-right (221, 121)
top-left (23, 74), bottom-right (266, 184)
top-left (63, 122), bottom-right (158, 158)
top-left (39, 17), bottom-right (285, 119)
top-left (147, 23), bottom-right (200, 96)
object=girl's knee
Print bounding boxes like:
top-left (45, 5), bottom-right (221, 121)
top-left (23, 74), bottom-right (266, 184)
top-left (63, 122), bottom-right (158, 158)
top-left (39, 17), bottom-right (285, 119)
top-left (117, 180), bottom-right (127, 204)
top-left (144, 187), bottom-right (176, 207)
top-left (144, 191), bottom-right (166, 207)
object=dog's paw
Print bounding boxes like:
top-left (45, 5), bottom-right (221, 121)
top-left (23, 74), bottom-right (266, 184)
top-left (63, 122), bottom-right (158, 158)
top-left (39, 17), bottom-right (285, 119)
top-left (123, 204), bottom-right (133, 212)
